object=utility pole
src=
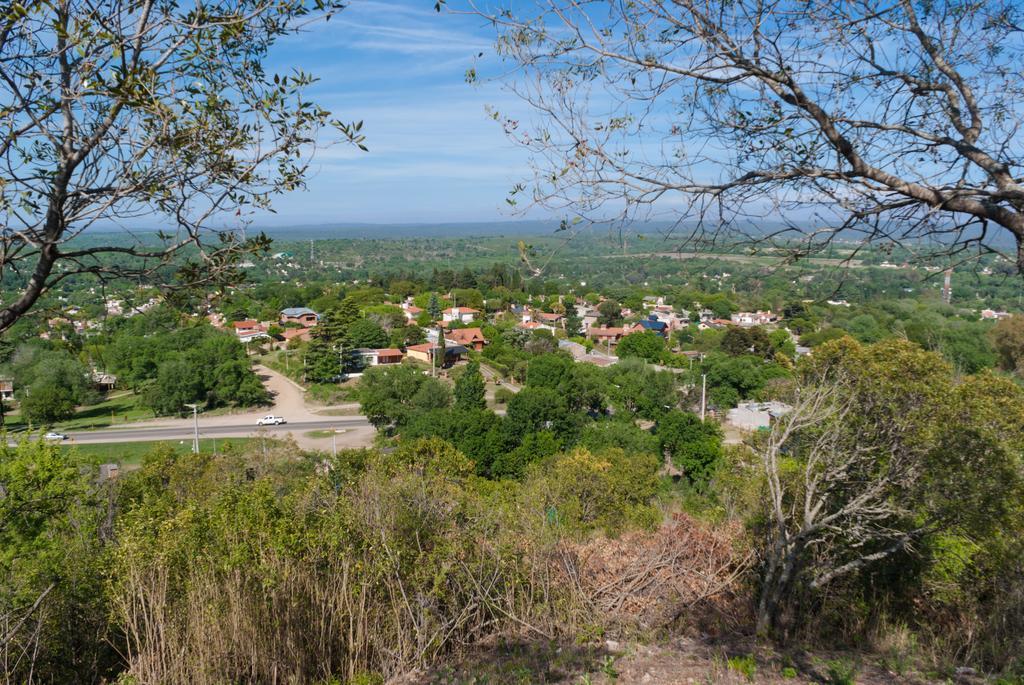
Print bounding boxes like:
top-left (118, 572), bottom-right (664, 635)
top-left (309, 239), bottom-right (314, 263)
top-left (185, 403), bottom-right (199, 453)
top-left (700, 374), bottom-right (707, 422)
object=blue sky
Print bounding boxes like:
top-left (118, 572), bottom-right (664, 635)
top-left (258, 0), bottom-right (536, 226)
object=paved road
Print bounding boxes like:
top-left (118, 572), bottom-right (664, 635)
top-left (479, 362), bottom-right (522, 392)
top-left (61, 416), bottom-right (372, 444)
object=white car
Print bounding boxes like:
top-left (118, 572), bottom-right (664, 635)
top-left (44, 431), bottom-right (68, 441)
top-left (256, 415), bottom-right (286, 426)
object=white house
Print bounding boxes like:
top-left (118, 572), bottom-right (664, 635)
top-left (730, 310), bottom-right (777, 327)
top-left (355, 348), bottom-right (404, 366)
top-left (232, 320), bottom-right (269, 343)
top-left (726, 401), bottom-right (793, 431)
top-left (442, 306), bottom-right (479, 324)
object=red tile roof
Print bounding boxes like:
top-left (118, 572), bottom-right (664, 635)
top-left (281, 328), bottom-right (311, 340)
top-left (233, 320), bottom-right (260, 329)
top-left (446, 327), bottom-right (486, 344)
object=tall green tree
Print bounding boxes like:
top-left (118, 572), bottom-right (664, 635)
top-left (564, 311), bottom-right (583, 338)
top-left (427, 293), bottom-right (442, 322)
top-left (616, 331), bottom-right (665, 362)
top-left (18, 384), bottom-right (76, 424)
top-left (991, 315), bottom-right (1024, 373)
top-left (358, 365), bottom-right (451, 430)
top-left (656, 410), bottom-right (723, 490)
top-left (345, 319), bottom-right (389, 349)
top-left (0, 440), bottom-right (110, 682)
top-left (454, 361), bottom-right (486, 410)
top-left (313, 298), bottom-right (361, 344)
top-left (304, 339), bottom-right (341, 384)
top-left (597, 300), bottom-right (622, 327)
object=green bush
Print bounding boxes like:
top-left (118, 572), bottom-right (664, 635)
top-left (726, 654), bottom-right (756, 681)
top-left (493, 387), bottom-right (515, 404)
top-left (825, 658), bottom-right (858, 685)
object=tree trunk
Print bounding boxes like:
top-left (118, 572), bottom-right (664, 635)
top-left (756, 540), bottom-right (803, 636)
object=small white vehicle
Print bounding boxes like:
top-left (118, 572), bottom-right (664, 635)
top-left (256, 415), bottom-right (287, 426)
top-left (44, 431), bottom-right (68, 441)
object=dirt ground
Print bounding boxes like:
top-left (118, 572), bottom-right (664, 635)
top-left (397, 635), bottom-right (963, 685)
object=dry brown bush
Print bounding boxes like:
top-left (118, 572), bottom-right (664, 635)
top-left (562, 513), bottom-right (754, 634)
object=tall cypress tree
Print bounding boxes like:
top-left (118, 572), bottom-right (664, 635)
top-left (427, 293), bottom-right (442, 322)
top-left (313, 297), bottom-right (360, 344)
top-left (454, 360), bottom-right (486, 410)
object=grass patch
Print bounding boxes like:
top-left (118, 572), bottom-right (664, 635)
top-left (304, 429), bottom-right (346, 439)
top-left (317, 406), bottom-right (361, 416)
top-left (261, 351), bottom-right (307, 386)
top-left (306, 382), bottom-right (355, 405)
top-left (4, 391), bottom-right (155, 432)
top-left (66, 438), bottom-right (255, 467)
top-left (727, 654), bottom-right (757, 681)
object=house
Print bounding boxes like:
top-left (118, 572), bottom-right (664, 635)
top-left (517, 320), bottom-right (557, 334)
top-left (442, 307), bottom-right (479, 324)
top-left (731, 311), bottom-right (777, 327)
top-left (981, 309), bottom-right (1011, 320)
top-left (726, 401), bottom-right (793, 431)
top-left (445, 327), bottom-right (487, 352)
top-left (699, 318), bottom-right (733, 330)
top-left (533, 311), bottom-right (563, 326)
top-left (406, 343), bottom-right (469, 368)
top-left (402, 303), bottom-right (423, 321)
top-left (281, 328), bottom-right (312, 345)
top-left (558, 339), bottom-right (588, 360)
top-left (356, 348), bottom-right (404, 366)
top-left (233, 320), bottom-right (269, 343)
top-left (628, 314), bottom-right (669, 337)
top-left (587, 327), bottom-right (625, 343)
top-left (92, 372), bottom-right (117, 392)
top-left (0, 379), bottom-right (12, 401)
top-left (280, 307), bottom-right (319, 327)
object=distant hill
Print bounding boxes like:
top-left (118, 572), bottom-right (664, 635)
top-left (256, 221), bottom-right (568, 240)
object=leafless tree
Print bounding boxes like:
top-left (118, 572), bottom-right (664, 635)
top-left (751, 383), bottom-right (933, 634)
top-left (0, 0), bottom-right (366, 334)
top-left (467, 0), bottom-right (1024, 269)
